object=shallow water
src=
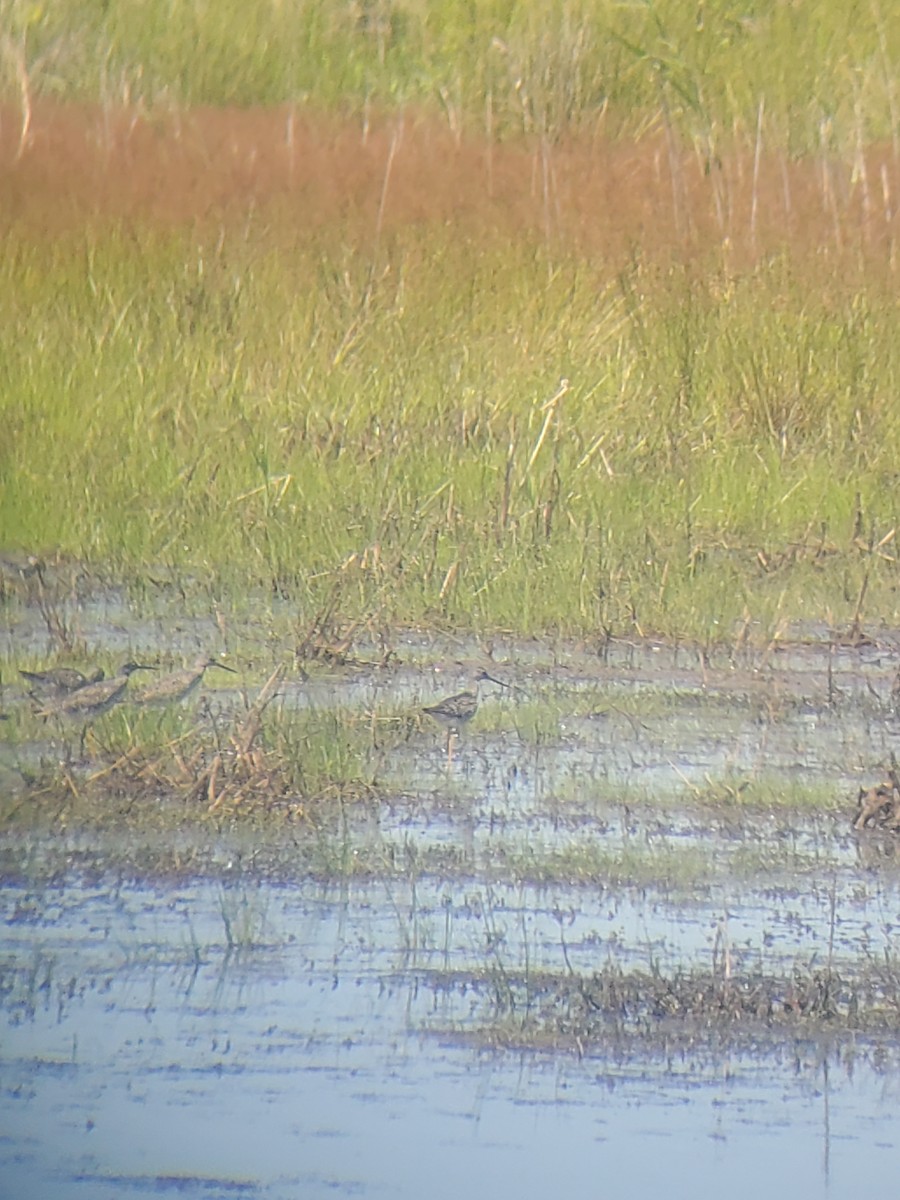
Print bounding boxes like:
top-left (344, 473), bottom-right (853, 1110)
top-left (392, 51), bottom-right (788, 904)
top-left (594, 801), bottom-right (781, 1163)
top-left (5, 609), bottom-right (900, 1196)
top-left (3, 866), bottom-right (900, 1199)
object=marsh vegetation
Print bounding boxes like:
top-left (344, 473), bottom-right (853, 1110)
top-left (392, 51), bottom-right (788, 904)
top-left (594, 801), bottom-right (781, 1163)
top-left (3, 8), bottom-right (900, 1194)
top-left (2, 1), bottom-right (900, 646)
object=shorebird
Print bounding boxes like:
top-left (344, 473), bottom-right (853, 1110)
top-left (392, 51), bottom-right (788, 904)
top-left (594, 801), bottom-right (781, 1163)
top-left (20, 665), bottom-right (105, 697)
top-left (130, 657), bottom-right (236, 706)
top-left (423, 668), bottom-right (509, 761)
top-left (37, 661), bottom-right (155, 720)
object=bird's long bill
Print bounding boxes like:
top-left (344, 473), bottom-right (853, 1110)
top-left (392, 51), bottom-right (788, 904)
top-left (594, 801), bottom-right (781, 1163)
top-left (483, 671), bottom-right (511, 689)
top-left (480, 670), bottom-right (527, 697)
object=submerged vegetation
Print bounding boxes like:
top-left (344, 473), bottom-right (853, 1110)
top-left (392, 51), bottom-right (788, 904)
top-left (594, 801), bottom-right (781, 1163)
top-left (435, 958), bottom-right (900, 1052)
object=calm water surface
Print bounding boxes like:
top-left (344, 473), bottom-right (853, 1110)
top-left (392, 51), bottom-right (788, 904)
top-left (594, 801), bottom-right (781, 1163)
top-left (3, 869), bottom-right (900, 1200)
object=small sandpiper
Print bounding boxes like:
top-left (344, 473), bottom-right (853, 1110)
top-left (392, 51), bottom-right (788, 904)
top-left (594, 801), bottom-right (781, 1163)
top-left (37, 661), bottom-right (156, 720)
top-left (423, 668), bottom-right (509, 761)
top-left (130, 657), bottom-right (236, 706)
top-left (20, 665), bottom-right (105, 697)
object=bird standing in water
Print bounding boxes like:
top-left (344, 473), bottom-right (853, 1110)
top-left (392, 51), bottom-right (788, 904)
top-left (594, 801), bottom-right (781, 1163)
top-left (36, 661), bottom-right (155, 759)
top-left (423, 668), bottom-right (509, 763)
top-left (131, 657), bottom-right (236, 707)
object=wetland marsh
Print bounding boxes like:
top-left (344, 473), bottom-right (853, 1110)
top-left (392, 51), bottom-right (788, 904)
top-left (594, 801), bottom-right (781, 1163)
top-left (5, 599), bottom-right (900, 1197)
top-left (4, 1), bottom-right (900, 1194)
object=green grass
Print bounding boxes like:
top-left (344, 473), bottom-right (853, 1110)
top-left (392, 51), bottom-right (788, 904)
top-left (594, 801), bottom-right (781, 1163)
top-left (0, 691), bottom-right (387, 831)
top-left (2, 2), bottom-right (900, 643)
top-left (3, 0), bottom-right (899, 150)
top-left (3, 219), bottom-right (900, 641)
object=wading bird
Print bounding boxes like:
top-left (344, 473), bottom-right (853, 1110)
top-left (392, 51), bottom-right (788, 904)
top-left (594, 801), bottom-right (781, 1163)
top-left (37, 662), bottom-right (155, 720)
top-left (423, 668), bottom-right (509, 763)
top-left (131, 657), bottom-right (237, 706)
top-left (20, 665), bottom-right (105, 697)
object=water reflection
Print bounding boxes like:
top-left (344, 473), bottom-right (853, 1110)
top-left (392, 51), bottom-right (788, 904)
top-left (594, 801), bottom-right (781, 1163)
top-left (3, 871), bottom-right (900, 1199)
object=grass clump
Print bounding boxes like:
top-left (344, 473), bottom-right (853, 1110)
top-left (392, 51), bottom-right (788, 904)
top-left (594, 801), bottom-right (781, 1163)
top-left (0, 667), bottom-right (384, 833)
top-left (678, 775), bottom-right (845, 815)
top-left (447, 960), bottom-right (900, 1052)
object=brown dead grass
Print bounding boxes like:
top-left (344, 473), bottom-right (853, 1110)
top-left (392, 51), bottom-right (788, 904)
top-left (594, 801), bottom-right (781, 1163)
top-left (1, 101), bottom-right (898, 272)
